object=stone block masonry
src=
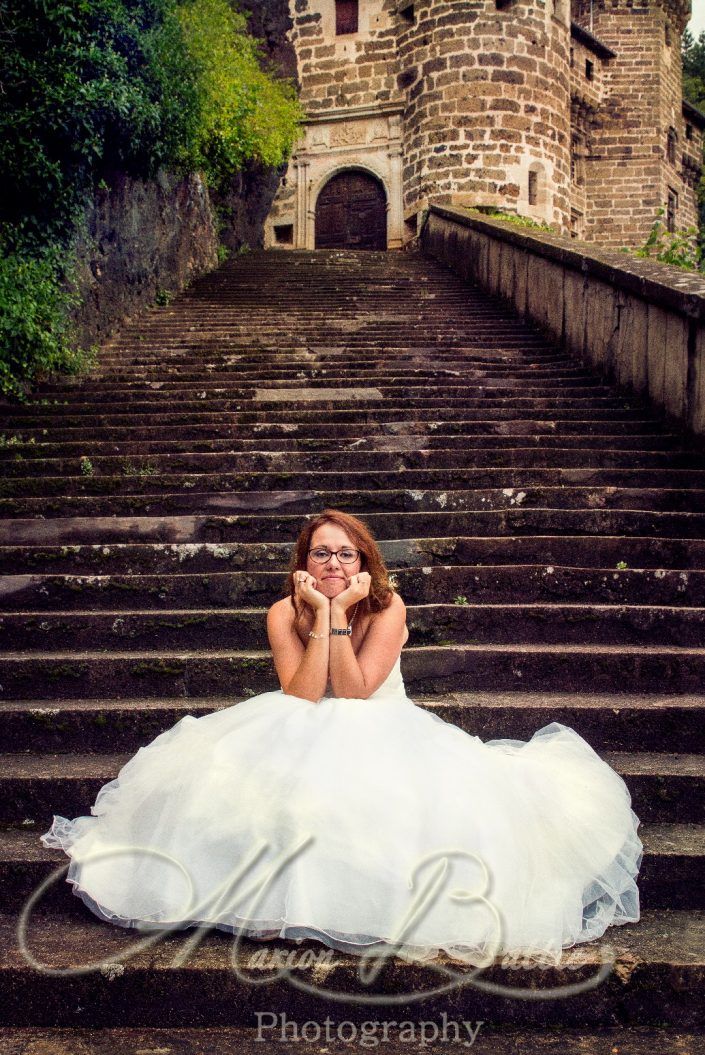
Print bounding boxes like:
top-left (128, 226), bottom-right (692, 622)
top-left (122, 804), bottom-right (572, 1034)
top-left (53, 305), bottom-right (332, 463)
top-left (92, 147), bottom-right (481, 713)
top-left (266, 0), bottom-right (703, 252)
top-left (422, 204), bottom-right (705, 439)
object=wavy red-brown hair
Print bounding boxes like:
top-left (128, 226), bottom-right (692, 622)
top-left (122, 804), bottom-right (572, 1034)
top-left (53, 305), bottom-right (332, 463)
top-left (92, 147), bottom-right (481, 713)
top-left (286, 509), bottom-right (395, 621)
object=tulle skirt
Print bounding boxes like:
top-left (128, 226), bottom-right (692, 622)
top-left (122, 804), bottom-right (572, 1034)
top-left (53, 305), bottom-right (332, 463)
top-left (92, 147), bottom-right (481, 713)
top-left (40, 684), bottom-right (643, 968)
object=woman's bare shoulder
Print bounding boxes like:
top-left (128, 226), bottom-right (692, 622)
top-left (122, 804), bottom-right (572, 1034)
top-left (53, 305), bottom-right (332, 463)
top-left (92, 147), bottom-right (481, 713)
top-left (267, 596), bottom-right (296, 626)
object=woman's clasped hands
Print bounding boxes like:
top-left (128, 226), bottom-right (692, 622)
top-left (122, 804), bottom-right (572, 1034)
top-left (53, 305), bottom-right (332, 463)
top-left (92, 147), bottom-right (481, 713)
top-left (294, 571), bottom-right (372, 612)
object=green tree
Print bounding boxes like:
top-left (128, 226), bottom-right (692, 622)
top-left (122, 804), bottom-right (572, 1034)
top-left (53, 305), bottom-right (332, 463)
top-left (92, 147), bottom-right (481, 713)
top-left (0, 0), bottom-right (302, 398)
top-left (682, 27), bottom-right (705, 251)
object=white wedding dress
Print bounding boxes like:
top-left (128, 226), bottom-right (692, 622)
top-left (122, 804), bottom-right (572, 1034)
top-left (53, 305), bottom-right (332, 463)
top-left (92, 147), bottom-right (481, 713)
top-left (40, 653), bottom-right (643, 967)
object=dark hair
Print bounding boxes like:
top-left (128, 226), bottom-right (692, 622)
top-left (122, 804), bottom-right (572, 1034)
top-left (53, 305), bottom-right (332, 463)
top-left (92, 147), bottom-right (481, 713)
top-left (286, 509), bottom-right (395, 621)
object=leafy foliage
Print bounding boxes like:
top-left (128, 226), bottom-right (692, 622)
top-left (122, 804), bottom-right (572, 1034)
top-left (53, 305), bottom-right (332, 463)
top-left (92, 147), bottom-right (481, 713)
top-left (0, 0), bottom-right (302, 397)
top-left (0, 237), bottom-right (97, 401)
top-left (682, 28), bottom-right (705, 254)
top-left (683, 28), bottom-right (705, 109)
top-left (631, 209), bottom-right (703, 272)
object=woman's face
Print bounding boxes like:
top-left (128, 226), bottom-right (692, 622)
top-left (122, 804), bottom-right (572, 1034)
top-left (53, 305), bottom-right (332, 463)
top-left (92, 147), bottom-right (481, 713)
top-left (305, 523), bottom-right (363, 600)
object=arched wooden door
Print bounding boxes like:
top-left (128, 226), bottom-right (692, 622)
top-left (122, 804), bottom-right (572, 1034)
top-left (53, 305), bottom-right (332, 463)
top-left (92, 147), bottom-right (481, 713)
top-left (315, 171), bottom-right (387, 250)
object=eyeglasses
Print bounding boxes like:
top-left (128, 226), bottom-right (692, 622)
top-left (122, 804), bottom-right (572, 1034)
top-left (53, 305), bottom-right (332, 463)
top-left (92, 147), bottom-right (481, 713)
top-left (308, 546), bottom-right (360, 564)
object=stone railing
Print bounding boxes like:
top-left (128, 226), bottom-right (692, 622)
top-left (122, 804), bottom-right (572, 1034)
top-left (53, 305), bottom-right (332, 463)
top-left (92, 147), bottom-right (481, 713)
top-left (420, 204), bottom-right (705, 442)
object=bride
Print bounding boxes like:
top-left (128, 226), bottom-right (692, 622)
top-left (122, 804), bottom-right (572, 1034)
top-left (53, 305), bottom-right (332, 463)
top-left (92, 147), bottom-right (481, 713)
top-left (40, 509), bottom-right (643, 967)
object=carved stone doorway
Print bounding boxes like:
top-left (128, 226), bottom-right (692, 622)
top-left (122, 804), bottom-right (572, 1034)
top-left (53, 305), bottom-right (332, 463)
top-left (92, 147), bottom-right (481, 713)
top-left (314, 170), bottom-right (387, 250)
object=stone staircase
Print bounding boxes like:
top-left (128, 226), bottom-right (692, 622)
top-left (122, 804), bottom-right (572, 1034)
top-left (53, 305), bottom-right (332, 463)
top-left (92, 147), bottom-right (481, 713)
top-left (0, 248), bottom-right (704, 1052)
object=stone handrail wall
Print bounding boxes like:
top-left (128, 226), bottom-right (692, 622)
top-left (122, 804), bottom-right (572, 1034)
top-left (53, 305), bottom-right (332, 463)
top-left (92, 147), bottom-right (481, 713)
top-left (420, 204), bottom-right (705, 442)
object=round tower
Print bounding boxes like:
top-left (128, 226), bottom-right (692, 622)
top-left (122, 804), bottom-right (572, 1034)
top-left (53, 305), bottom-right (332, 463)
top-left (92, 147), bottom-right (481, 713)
top-left (396, 0), bottom-right (573, 232)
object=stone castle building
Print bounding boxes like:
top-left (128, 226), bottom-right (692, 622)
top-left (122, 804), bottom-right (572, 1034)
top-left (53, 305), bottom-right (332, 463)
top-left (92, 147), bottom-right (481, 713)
top-left (264, 0), bottom-right (704, 252)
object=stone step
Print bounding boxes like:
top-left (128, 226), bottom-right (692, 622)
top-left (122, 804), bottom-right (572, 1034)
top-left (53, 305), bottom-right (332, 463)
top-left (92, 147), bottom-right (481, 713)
top-left (26, 382), bottom-right (620, 408)
top-left (43, 364), bottom-right (597, 387)
top-left (3, 502), bottom-right (705, 538)
top-left (1, 906), bottom-right (704, 1027)
top-left (0, 432), bottom-right (687, 461)
top-left (5, 444), bottom-right (705, 492)
top-left (3, 823), bottom-right (701, 913)
top-left (2, 602), bottom-right (704, 651)
top-left (2, 563), bottom-right (703, 611)
top-left (2, 642), bottom-right (705, 702)
top-left (1, 534), bottom-right (703, 574)
top-left (1, 691), bottom-right (703, 753)
top-left (0, 1026), bottom-right (701, 1055)
top-left (0, 406), bottom-right (667, 430)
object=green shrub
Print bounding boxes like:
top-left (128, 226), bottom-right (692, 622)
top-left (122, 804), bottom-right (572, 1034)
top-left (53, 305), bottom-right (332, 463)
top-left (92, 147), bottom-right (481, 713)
top-left (629, 209), bottom-right (703, 272)
top-left (0, 237), bottom-right (96, 400)
top-left (177, 0), bottom-right (302, 188)
top-left (0, 0), bottom-right (302, 398)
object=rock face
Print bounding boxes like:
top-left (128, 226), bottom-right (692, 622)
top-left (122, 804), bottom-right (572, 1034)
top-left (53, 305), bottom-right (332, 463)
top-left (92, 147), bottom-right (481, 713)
top-left (68, 169), bottom-right (220, 351)
top-left (0, 249), bottom-right (704, 1044)
top-left (67, 0), bottom-right (298, 350)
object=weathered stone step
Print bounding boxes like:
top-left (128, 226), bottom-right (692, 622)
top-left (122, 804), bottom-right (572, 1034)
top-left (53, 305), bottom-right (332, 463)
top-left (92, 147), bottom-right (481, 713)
top-left (3, 504), bottom-right (705, 541)
top-left (3, 456), bottom-right (705, 492)
top-left (93, 342), bottom-right (563, 367)
top-left (3, 822), bottom-right (700, 913)
top-left (7, 446), bottom-right (705, 497)
top-left (1, 534), bottom-right (703, 575)
top-left (2, 563), bottom-right (703, 612)
top-left (4, 395), bottom-right (656, 426)
top-left (43, 353), bottom-right (591, 369)
top-left (33, 381), bottom-right (616, 407)
top-left (0, 406), bottom-right (666, 430)
top-left (0, 417), bottom-right (676, 448)
top-left (3, 602), bottom-right (703, 651)
top-left (0, 1027), bottom-right (701, 1055)
top-left (49, 363), bottom-right (596, 387)
top-left (1, 906), bottom-right (703, 1028)
top-left (0, 432), bottom-right (687, 462)
top-left (1, 689), bottom-right (704, 753)
top-left (2, 643), bottom-right (705, 703)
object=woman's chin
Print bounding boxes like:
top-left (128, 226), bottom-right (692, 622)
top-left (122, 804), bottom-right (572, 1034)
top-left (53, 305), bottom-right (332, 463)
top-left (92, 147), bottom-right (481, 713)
top-left (318, 580), bottom-right (347, 598)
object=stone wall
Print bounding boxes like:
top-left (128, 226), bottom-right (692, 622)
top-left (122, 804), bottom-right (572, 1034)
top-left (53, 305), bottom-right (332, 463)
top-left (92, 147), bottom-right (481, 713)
top-left (67, 0), bottom-right (297, 350)
top-left (266, 0), bottom-right (702, 253)
top-left (68, 168), bottom-right (220, 350)
top-left (421, 204), bottom-right (705, 440)
top-left (571, 0), bottom-right (701, 246)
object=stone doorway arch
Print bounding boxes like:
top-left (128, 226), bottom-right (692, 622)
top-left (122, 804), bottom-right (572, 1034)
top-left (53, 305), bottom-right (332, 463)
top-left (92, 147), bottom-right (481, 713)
top-left (314, 169), bottom-right (387, 250)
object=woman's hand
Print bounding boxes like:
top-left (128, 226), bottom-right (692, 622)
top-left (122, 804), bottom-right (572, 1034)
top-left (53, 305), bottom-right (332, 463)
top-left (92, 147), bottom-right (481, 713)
top-left (294, 571), bottom-right (329, 612)
top-left (331, 571), bottom-right (372, 611)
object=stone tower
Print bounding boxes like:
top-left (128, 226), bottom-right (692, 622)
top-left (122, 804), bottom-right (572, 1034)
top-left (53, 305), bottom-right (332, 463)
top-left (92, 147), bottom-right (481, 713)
top-left (571, 0), bottom-right (701, 246)
top-left (264, 0), bottom-right (703, 250)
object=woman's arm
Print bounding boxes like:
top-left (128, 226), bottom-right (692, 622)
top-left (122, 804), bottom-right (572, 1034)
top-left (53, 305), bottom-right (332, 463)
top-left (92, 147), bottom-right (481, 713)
top-left (329, 589), bottom-right (407, 699)
top-left (266, 587), bottom-right (330, 704)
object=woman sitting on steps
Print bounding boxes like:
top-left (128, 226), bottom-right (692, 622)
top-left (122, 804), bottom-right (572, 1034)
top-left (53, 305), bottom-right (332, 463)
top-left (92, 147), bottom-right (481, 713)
top-left (41, 508), bottom-right (643, 967)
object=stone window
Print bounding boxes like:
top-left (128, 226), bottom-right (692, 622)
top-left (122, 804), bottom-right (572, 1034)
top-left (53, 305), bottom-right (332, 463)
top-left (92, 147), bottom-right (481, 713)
top-left (335, 0), bottom-right (358, 35)
top-left (585, 59), bottom-right (594, 81)
top-left (570, 209), bottom-right (584, 239)
top-left (274, 224), bottom-right (294, 245)
top-left (665, 22), bottom-right (672, 46)
top-left (667, 127), bottom-right (677, 164)
top-left (570, 46), bottom-right (574, 69)
top-left (666, 188), bottom-right (678, 233)
top-left (528, 170), bottom-right (538, 206)
top-left (399, 3), bottom-right (415, 24)
top-left (571, 134), bottom-right (585, 187)
top-left (686, 123), bottom-right (693, 142)
top-left (495, 0), bottom-right (516, 10)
